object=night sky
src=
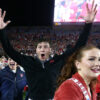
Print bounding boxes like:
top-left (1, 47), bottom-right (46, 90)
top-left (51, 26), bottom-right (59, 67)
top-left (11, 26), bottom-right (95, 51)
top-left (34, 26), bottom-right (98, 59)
top-left (0, 0), bottom-right (54, 26)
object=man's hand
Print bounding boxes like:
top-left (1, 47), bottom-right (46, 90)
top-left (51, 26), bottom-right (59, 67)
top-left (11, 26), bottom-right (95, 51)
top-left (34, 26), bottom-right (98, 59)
top-left (80, 0), bottom-right (97, 23)
top-left (0, 8), bottom-right (11, 30)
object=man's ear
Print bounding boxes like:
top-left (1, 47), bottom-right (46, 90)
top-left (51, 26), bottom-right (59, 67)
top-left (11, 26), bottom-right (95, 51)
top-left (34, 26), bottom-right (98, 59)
top-left (75, 60), bottom-right (81, 70)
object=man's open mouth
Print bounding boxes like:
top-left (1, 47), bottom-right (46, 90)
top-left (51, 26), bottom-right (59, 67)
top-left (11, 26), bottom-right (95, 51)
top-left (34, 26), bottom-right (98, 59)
top-left (41, 54), bottom-right (45, 59)
top-left (10, 63), bottom-right (15, 66)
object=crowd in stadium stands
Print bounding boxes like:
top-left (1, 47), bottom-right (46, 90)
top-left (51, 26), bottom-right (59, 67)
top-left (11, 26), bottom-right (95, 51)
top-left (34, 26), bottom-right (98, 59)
top-left (0, 27), bottom-right (100, 57)
top-left (0, 27), bottom-right (100, 99)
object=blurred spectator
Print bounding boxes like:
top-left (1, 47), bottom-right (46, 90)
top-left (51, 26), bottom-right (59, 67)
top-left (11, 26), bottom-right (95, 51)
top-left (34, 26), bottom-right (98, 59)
top-left (0, 58), bottom-right (27, 100)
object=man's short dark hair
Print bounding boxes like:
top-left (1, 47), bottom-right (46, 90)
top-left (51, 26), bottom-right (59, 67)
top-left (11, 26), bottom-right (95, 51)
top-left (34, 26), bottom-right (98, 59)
top-left (35, 39), bottom-right (51, 48)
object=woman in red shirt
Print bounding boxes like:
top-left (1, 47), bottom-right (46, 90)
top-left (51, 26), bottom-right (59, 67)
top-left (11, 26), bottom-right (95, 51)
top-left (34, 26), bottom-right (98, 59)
top-left (54, 44), bottom-right (100, 100)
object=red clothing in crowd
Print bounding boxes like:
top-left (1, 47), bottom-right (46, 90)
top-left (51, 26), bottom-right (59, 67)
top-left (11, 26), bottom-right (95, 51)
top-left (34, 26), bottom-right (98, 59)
top-left (96, 75), bottom-right (100, 93)
top-left (96, 75), bottom-right (100, 100)
top-left (54, 73), bottom-right (97, 100)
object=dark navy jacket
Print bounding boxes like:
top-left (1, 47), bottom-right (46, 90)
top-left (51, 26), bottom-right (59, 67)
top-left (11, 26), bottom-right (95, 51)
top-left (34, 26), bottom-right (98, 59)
top-left (0, 66), bottom-right (27, 100)
top-left (0, 23), bottom-right (92, 100)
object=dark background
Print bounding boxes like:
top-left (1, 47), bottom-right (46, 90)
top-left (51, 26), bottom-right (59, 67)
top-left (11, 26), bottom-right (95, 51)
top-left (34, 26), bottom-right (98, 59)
top-left (0, 0), bottom-right (54, 26)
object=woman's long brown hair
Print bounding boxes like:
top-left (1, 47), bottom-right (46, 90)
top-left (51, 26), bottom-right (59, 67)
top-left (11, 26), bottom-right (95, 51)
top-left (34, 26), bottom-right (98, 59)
top-left (57, 44), bottom-right (98, 89)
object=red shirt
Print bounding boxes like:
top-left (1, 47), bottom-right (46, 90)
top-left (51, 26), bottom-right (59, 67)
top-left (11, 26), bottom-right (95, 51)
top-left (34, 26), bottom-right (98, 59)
top-left (54, 73), bottom-right (97, 100)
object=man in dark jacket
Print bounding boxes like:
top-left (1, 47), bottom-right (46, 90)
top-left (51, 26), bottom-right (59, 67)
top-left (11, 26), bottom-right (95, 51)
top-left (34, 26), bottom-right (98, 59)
top-left (0, 58), bottom-right (27, 100)
top-left (0, 1), bottom-right (97, 100)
